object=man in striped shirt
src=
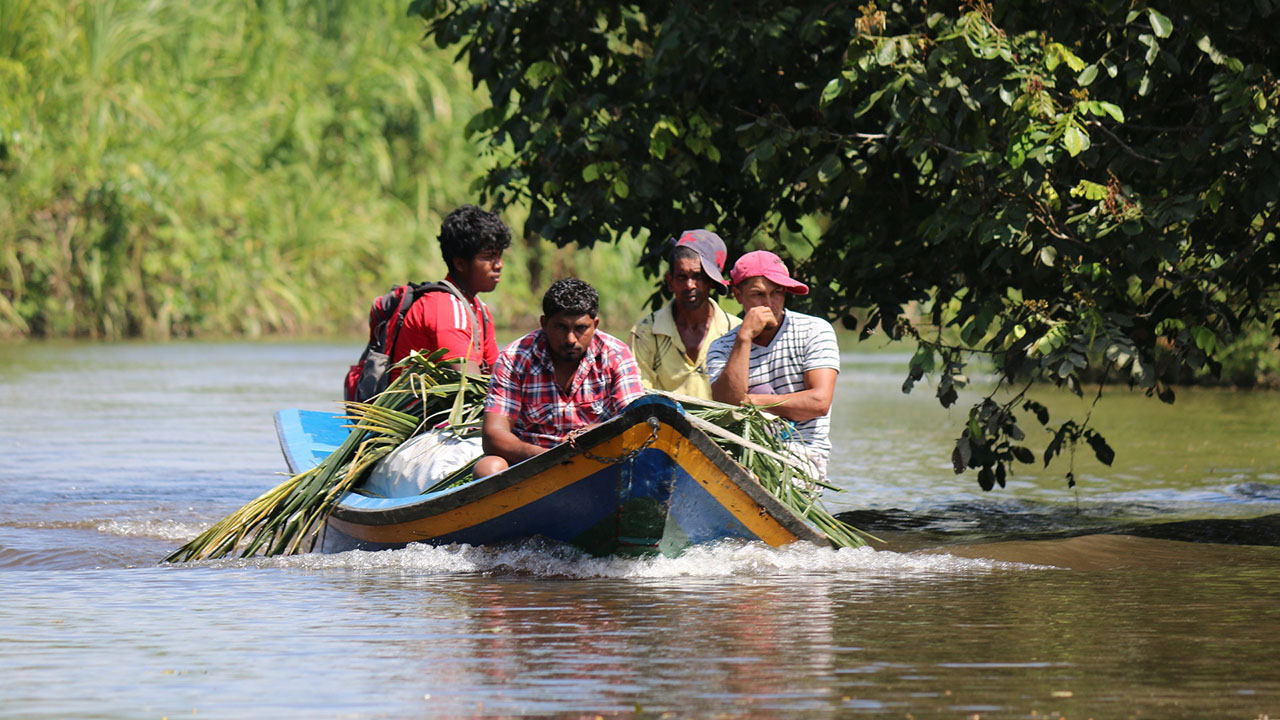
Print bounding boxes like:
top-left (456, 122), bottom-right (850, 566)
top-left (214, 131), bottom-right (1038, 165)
top-left (706, 251), bottom-right (841, 479)
top-left (391, 205), bottom-right (510, 375)
top-left (475, 279), bottom-right (646, 477)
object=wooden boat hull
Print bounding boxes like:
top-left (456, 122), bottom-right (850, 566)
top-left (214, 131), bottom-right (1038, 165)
top-left (275, 396), bottom-right (830, 556)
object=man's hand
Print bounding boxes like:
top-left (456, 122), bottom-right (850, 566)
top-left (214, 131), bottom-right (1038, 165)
top-left (738, 305), bottom-right (778, 341)
top-left (481, 412), bottom-right (547, 464)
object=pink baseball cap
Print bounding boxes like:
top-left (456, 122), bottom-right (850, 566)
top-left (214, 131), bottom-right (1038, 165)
top-left (729, 250), bottom-right (809, 295)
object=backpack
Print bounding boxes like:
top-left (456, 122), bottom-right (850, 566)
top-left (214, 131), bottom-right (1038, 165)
top-left (343, 280), bottom-right (478, 403)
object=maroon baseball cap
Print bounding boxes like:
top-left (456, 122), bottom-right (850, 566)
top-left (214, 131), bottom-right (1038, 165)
top-left (729, 250), bottom-right (809, 295)
top-left (674, 229), bottom-right (729, 287)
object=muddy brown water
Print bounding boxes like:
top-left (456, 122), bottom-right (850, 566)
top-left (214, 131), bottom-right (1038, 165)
top-left (1, 340), bottom-right (1276, 718)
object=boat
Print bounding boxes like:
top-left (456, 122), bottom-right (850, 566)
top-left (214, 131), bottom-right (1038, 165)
top-left (274, 395), bottom-right (833, 556)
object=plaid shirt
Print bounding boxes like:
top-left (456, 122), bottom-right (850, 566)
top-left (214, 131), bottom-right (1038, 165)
top-left (485, 329), bottom-right (646, 448)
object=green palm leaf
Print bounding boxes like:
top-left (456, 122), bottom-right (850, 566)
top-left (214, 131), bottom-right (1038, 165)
top-left (164, 351), bottom-right (480, 562)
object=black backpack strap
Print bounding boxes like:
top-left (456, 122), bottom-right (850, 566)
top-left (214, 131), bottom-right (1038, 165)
top-left (385, 280), bottom-right (482, 366)
top-left (437, 279), bottom-right (482, 363)
top-left (385, 282), bottom-right (433, 364)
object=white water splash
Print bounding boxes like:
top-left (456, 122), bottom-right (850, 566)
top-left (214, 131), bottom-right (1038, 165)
top-left (97, 518), bottom-right (213, 542)
top-left (198, 538), bottom-right (1046, 577)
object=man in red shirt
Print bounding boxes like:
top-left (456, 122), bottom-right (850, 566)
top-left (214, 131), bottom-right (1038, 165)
top-left (391, 205), bottom-right (510, 375)
top-left (474, 279), bottom-right (646, 477)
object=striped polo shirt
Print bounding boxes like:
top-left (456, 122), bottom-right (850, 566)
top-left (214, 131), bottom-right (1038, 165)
top-left (705, 310), bottom-right (841, 459)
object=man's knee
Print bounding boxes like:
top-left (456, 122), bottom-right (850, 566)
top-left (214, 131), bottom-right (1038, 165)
top-left (474, 455), bottom-right (509, 478)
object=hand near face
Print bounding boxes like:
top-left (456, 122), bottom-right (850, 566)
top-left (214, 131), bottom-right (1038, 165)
top-left (739, 304), bottom-right (778, 341)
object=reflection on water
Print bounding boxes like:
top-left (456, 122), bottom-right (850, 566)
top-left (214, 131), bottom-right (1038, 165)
top-left (1, 340), bottom-right (1279, 718)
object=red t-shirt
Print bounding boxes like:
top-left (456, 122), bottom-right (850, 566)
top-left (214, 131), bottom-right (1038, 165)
top-left (390, 280), bottom-right (499, 374)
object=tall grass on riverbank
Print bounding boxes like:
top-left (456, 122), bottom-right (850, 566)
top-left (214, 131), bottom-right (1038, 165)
top-left (0, 0), bottom-right (657, 340)
top-left (2, 0), bottom-right (485, 338)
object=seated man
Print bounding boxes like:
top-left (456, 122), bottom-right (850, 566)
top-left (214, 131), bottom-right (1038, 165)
top-left (392, 204), bottom-right (510, 376)
top-left (474, 278), bottom-right (646, 477)
top-left (629, 229), bottom-right (741, 399)
top-left (706, 251), bottom-right (840, 480)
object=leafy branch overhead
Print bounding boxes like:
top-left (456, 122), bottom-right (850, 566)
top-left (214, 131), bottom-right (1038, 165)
top-left (411, 1), bottom-right (1280, 489)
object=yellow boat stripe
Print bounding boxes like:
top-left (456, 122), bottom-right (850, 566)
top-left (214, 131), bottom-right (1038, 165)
top-left (328, 421), bottom-right (803, 547)
top-left (329, 423), bottom-right (653, 544)
top-left (666, 432), bottom-right (801, 546)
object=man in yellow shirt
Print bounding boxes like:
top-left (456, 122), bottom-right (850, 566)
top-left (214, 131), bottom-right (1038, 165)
top-left (629, 229), bottom-right (742, 399)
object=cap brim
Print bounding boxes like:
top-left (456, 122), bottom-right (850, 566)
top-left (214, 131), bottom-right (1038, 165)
top-left (782, 279), bottom-right (809, 295)
top-left (700, 257), bottom-right (728, 287)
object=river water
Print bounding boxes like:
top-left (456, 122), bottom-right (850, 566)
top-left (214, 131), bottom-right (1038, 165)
top-left (1, 339), bottom-right (1277, 719)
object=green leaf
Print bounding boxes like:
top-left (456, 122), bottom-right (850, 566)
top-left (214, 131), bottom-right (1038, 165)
top-left (1077, 64), bottom-right (1099, 86)
top-left (582, 163), bottom-right (601, 182)
top-left (1006, 137), bottom-right (1028, 169)
top-left (1045, 46), bottom-right (1061, 72)
top-left (876, 38), bottom-right (899, 65)
top-left (1148, 8), bottom-right (1173, 38)
top-left (1197, 35), bottom-right (1228, 65)
top-left (1062, 124), bottom-right (1089, 156)
top-left (817, 153), bottom-right (843, 183)
top-left (612, 178), bottom-right (630, 199)
top-left (525, 60), bottom-right (558, 83)
top-left (1070, 179), bottom-right (1108, 200)
top-left (1039, 245), bottom-right (1059, 267)
top-left (821, 77), bottom-right (844, 106)
top-left (1064, 49), bottom-right (1086, 72)
top-left (1191, 326), bottom-right (1217, 353)
top-left (1096, 101), bottom-right (1125, 122)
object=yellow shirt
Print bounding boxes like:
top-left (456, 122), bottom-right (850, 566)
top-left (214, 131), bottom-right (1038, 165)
top-left (628, 299), bottom-right (741, 399)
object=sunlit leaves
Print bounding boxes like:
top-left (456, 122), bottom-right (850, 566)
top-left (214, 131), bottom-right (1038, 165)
top-left (1045, 42), bottom-right (1086, 73)
top-left (1062, 122), bottom-right (1090, 157)
top-left (1148, 8), bottom-right (1174, 39)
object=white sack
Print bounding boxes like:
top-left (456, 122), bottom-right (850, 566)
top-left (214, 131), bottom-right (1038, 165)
top-left (361, 429), bottom-right (482, 497)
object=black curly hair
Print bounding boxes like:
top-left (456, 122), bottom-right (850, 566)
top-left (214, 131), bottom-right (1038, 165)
top-left (439, 205), bottom-right (512, 270)
top-left (542, 278), bottom-right (599, 318)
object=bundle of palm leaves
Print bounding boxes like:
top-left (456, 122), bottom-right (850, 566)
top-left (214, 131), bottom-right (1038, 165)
top-left (166, 352), bottom-right (872, 562)
top-left (164, 350), bottom-right (486, 562)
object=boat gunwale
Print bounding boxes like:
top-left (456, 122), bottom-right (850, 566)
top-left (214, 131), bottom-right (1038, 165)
top-left (325, 398), bottom-right (831, 547)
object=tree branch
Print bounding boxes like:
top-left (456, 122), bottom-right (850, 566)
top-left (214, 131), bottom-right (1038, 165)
top-left (1085, 120), bottom-right (1162, 165)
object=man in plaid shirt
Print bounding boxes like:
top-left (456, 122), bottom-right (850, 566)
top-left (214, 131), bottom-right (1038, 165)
top-left (474, 278), bottom-right (646, 477)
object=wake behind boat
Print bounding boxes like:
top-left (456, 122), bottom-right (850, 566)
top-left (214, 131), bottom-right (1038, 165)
top-left (275, 396), bottom-right (833, 556)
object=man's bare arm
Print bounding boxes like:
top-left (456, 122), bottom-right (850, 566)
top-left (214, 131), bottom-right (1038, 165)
top-left (481, 412), bottom-right (547, 464)
top-left (711, 305), bottom-right (776, 405)
top-left (745, 368), bottom-right (837, 423)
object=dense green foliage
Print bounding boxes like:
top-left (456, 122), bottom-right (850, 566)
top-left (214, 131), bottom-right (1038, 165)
top-left (0, 0), bottom-right (651, 339)
top-left (413, 0), bottom-right (1280, 488)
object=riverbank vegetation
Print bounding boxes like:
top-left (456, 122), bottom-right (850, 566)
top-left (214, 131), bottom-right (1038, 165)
top-left (0, 0), bottom-right (652, 340)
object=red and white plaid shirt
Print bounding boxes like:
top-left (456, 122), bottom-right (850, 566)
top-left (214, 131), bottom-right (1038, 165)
top-left (485, 329), bottom-right (646, 448)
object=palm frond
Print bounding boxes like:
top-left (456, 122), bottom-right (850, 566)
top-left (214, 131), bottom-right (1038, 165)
top-left (164, 351), bottom-right (482, 562)
top-left (650, 390), bottom-right (881, 548)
